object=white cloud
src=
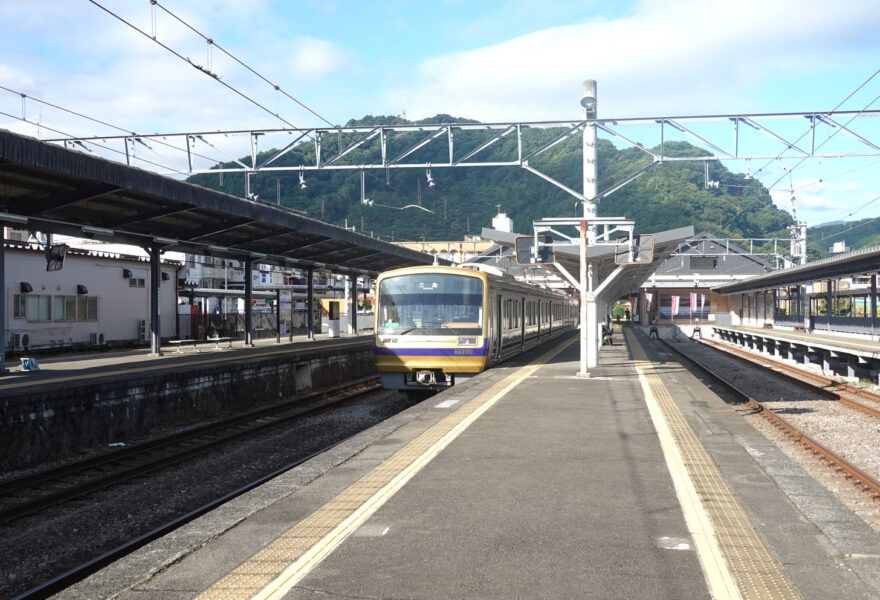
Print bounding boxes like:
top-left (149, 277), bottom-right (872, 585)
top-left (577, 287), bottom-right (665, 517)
top-left (769, 176), bottom-right (879, 223)
top-left (288, 37), bottom-right (352, 77)
top-left (386, 0), bottom-right (880, 122)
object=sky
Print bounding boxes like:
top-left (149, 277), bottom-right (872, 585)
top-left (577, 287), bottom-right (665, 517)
top-left (2, 0), bottom-right (880, 233)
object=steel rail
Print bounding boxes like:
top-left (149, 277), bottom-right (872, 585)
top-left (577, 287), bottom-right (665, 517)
top-left (659, 338), bottom-right (880, 500)
top-left (0, 378), bottom-right (379, 524)
top-left (699, 337), bottom-right (880, 420)
top-left (0, 376), bottom-right (374, 497)
top-left (10, 422), bottom-right (372, 600)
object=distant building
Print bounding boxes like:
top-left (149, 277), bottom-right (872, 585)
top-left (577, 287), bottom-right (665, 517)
top-left (4, 240), bottom-right (178, 351)
top-left (829, 240), bottom-right (849, 255)
top-left (639, 232), bottom-right (773, 325)
top-left (393, 237), bottom-right (494, 264)
top-left (491, 211), bottom-right (514, 233)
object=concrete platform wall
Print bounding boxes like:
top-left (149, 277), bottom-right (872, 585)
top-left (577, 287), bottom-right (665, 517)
top-left (1, 345), bottom-right (375, 470)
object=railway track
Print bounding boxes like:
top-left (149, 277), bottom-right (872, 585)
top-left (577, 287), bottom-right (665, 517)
top-left (658, 337), bottom-right (880, 501)
top-left (0, 377), bottom-right (380, 525)
top-left (11, 430), bottom-right (367, 600)
top-left (7, 377), bottom-right (388, 600)
top-left (698, 336), bottom-right (880, 419)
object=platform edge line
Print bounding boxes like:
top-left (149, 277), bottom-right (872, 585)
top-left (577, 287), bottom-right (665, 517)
top-left (249, 337), bottom-right (577, 600)
top-left (626, 329), bottom-right (743, 600)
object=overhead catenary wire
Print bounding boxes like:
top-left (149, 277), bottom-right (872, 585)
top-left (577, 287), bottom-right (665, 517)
top-left (87, 0), bottom-right (301, 130)
top-left (0, 84), bottom-right (225, 170)
top-left (814, 200), bottom-right (880, 243)
top-left (0, 109), bottom-right (188, 174)
top-left (763, 90), bottom-right (880, 192)
top-left (751, 66), bottom-right (880, 183)
top-left (151, 0), bottom-right (337, 129)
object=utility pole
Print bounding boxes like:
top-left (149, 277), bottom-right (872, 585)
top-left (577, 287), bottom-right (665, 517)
top-left (579, 80), bottom-right (598, 376)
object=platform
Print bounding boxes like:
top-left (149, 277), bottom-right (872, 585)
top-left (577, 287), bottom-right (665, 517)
top-left (711, 324), bottom-right (880, 384)
top-left (54, 327), bottom-right (880, 600)
top-left (0, 331), bottom-right (371, 395)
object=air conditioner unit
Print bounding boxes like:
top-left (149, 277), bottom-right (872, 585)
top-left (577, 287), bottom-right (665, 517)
top-left (12, 333), bottom-right (30, 350)
top-left (90, 332), bottom-right (106, 345)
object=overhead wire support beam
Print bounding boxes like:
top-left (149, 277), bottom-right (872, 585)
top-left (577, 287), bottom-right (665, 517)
top-left (594, 159), bottom-right (661, 203)
top-left (388, 126), bottom-right (448, 165)
top-left (453, 124), bottom-right (518, 165)
top-left (595, 122), bottom-right (659, 160)
top-left (520, 121), bottom-right (585, 163)
top-left (257, 130), bottom-right (313, 170)
top-left (322, 127), bottom-right (383, 167)
top-left (41, 109), bottom-right (880, 180)
top-left (815, 114), bottom-right (880, 153)
top-left (738, 116), bottom-right (811, 156)
top-left (663, 118), bottom-right (734, 159)
top-left (520, 163), bottom-right (585, 203)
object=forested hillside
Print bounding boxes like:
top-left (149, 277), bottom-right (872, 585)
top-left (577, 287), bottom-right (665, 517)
top-left (188, 115), bottom-right (795, 243)
top-left (808, 219), bottom-right (880, 258)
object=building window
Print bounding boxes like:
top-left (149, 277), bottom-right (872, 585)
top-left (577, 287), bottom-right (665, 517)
top-left (26, 294), bottom-right (52, 322)
top-left (49, 295), bottom-right (99, 322)
top-left (80, 296), bottom-right (97, 321)
top-left (13, 294), bottom-right (27, 319)
top-left (53, 295), bottom-right (77, 321)
top-left (690, 256), bottom-right (718, 270)
top-left (129, 278), bottom-right (146, 288)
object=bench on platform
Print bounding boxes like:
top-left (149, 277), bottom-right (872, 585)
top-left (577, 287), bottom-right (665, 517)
top-left (169, 339), bottom-right (200, 353)
top-left (207, 336), bottom-right (234, 350)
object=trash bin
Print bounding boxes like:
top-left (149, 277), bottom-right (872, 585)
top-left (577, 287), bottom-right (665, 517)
top-left (328, 301), bottom-right (340, 338)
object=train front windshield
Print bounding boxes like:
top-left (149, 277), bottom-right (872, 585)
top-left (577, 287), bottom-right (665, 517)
top-left (377, 273), bottom-right (484, 336)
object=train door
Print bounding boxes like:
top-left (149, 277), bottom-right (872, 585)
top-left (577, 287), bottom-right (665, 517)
top-left (495, 294), bottom-right (503, 360)
top-left (520, 299), bottom-right (526, 349)
top-left (536, 301), bottom-right (542, 340)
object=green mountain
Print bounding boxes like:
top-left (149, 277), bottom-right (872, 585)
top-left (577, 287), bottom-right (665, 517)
top-left (187, 115), bottom-right (795, 244)
top-left (808, 219), bottom-right (880, 258)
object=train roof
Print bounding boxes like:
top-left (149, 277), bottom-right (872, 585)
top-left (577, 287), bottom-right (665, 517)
top-left (376, 265), bottom-right (572, 298)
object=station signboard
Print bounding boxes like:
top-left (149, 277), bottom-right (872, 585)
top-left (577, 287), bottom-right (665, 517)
top-left (515, 234), bottom-right (555, 265)
top-left (614, 234), bottom-right (654, 265)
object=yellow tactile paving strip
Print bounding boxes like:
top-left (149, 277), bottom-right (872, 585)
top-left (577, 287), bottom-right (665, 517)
top-left (627, 328), bottom-right (801, 600)
top-left (195, 337), bottom-right (576, 600)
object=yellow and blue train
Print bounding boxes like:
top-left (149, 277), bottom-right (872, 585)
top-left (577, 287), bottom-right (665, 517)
top-left (373, 265), bottom-right (577, 392)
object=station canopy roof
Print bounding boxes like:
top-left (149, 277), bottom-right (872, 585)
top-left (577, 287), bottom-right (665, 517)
top-left (480, 225), bottom-right (694, 300)
top-left (714, 244), bottom-right (880, 294)
top-left (0, 129), bottom-right (444, 276)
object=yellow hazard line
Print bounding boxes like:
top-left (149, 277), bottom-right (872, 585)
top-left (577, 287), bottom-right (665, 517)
top-left (627, 328), bottom-right (801, 600)
top-left (196, 337), bottom-right (576, 600)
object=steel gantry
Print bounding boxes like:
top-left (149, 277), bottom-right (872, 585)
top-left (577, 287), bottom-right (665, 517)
top-left (44, 109), bottom-right (880, 186)
top-left (40, 91), bottom-right (880, 374)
